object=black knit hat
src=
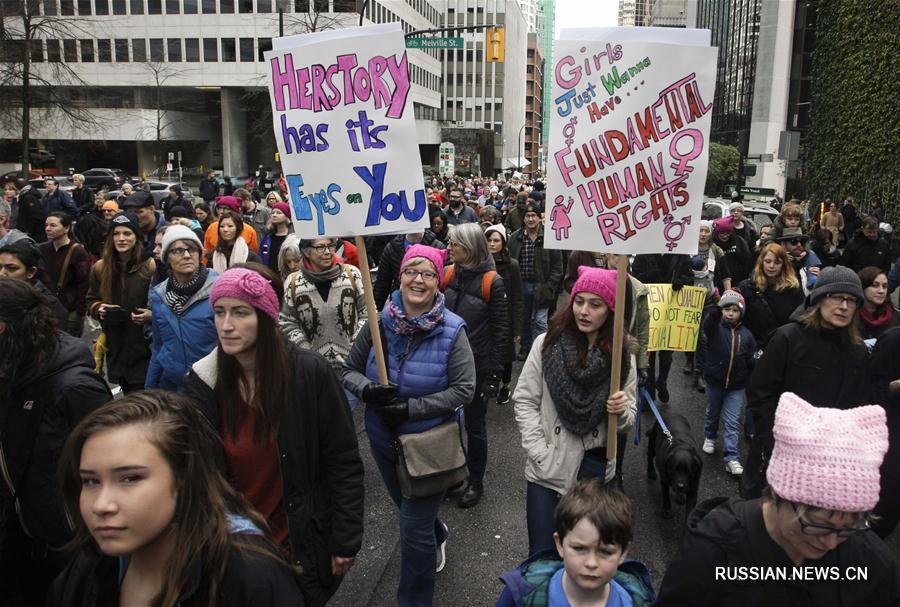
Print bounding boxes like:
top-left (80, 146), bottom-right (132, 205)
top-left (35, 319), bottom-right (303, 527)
top-left (121, 190), bottom-right (155, 209)
top-left (108, 211), bottom-right (142, 240)
top-left (808, 265), bottom-right (865, 306)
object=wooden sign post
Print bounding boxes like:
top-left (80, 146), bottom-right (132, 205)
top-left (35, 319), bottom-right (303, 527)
top-left (606, 255), bottom-right (629, 461)
top-left (355, 236), bottom-right (389, 384)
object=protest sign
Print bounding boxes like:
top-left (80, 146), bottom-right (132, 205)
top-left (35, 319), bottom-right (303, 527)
top-left (265, 23), bottom-right (428, 239)
top-left (545, 33), bottom-right (717, 255)
top-left (646, 284), bottom-right (706, 352)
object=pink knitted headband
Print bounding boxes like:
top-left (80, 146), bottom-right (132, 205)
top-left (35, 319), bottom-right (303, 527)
top-left (210, 268), bottom-right (280, 322)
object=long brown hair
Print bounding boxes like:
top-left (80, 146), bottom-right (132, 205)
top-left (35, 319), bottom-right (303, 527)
top-left (98, 227), bottom-right (146, 303)
top-left (753, 243), bottom-right (799, 292)
top-left (59, 391), bottom-right (294, 607)
top-left (215, 310), bottom-right (291, 444)
top-left (542, 296), bottom-right (632, 369)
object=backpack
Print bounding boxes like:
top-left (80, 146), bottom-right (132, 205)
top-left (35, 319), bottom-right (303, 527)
top-left (440, 265), bottom-right (496, 303)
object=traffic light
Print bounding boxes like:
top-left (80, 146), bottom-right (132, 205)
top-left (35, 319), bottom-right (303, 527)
top-left (486, 27), bottom-right (505, 63)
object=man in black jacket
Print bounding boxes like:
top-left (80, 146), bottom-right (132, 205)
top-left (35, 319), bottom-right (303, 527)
top-left (373, 230), bottom-right (447, 310)
top-left (14, 184), bottom-right (46, 243)
top-left (0, 278), bottom-right (112, 607)
top-left (70, 173), bottom-right (94, 218)
top-left (198, 169), bottom-right (220, 203)
top-left (841, 216), bottom-right (891, 273)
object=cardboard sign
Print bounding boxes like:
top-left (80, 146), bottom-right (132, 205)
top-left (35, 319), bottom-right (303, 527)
top-left (646, 284), bottom-right (706, 352)
top-left (546, 32), bottom-right (717, 254)
top-left (265, 23), bottom-right (428, 239)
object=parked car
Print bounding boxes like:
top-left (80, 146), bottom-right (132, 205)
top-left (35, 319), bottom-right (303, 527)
top-left (109, 181), bottom-right (194, 207)
top-left (82, 168), bottom-right (132, 190)
top-left (1, 170), bottom-right (47, 187)
top-left (701, 197), bottom-right (778, 229)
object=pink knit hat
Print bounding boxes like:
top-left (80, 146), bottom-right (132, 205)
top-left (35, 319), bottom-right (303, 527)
top-left (570, 266), bottom-right (617, 311)
top-left (210, 268), bottom-right (280, 322)
top-left (713, 215), bottom-right (734, 233)
top-left (767, 392), bottom-right (888, 512)
top-left (401, 244), bottom-right (447, 278)
top-left (215, 195), bottom-right (241, 214)
top-left (273, 202), bottom-right (292, 219)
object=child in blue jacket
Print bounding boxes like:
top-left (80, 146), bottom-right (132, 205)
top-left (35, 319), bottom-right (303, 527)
top-left (701, 289), bottom-right (757, 476)
top-left (496, 479), bottom-right (655, 607)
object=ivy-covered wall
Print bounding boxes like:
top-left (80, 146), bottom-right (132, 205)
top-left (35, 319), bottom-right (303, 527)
top-left (805, 0), bottom-right (900, 204)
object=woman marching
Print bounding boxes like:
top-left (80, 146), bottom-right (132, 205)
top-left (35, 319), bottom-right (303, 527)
top-left (857, 266), bottom-right (900, 341)
top-left (737, 243), bottom-right (805, 350)
top-left (259, 201), bottom-right (294, 273)
top-left (206, 209), bottom-right (261, 272)
top-left (514, 266), bottom-right (637, 557)
top-left (86, 211), bottom-right (155, 393)
top-left (343, 244), bottom-right (475, 607)
top-left (443, 223), bottom-right (510, 508)
top-left (49, 390), bottom-right (305, 606)
top-left (183, 267), bottom-right (364, 606)
top-left (484, 224), bottom-right (523, 405)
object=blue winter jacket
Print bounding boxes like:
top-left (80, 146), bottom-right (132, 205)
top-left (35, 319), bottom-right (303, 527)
top-left (145, 271), bottom-right (219, 391)
top-left (702, 312), bottom-right (757, 390)
top-left (364, 304), bottom-right (467, 455)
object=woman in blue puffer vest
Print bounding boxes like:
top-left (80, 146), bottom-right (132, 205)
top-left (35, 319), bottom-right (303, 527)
top-left (343, 244), bottom-right (475, 607)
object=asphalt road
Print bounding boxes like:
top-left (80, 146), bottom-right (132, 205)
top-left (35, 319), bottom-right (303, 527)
top-left (333, 353), bottom-right (754, 606)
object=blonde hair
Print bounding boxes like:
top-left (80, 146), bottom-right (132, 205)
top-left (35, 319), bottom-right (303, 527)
top-left (754, 243), bottom-right (800, 292)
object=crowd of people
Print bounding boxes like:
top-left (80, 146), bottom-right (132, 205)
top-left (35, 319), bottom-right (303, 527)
top-left (0, 172), bottom-right (898, 606)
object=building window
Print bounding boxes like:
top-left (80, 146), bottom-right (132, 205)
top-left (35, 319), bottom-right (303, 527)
top-left (60, 0), bottom-right (73, 13)
top-left (257, 37), bottom-right (271, 61)
top-left (30, 40), bottom-right (44, 62)
top-left (201, 0), bottom-right (214, 11)
top-left (295, 0), bottom-right (307, 10)
top-left (166, 0), bottom-right (178, 12)
top-left (114, 39), bottom-right (129, 61)
top-left (203, 38), bottom-right (217, 61)
top-left (222, 38), bottom-right (236, 62)
top-left (239, 37), bottom-right (254, 61)
top-left (94, 0), bottom-right (108, 13)
top-left (185, 38), bottom-right (199, 61)
top-left (63, 39), bottom-right (77, 61)
top-left (98, 39), bottom-right (112, 61)
top-left (183, 0), bottom-right (196, 10)
top-left (257, 0), bottom-right (269, 10)
top-left (80, 39), bottom-right (95, 61)
top-left (130, 0), bottom-right (142, 13)
top-left (238, 0), bottom-right (250, 12)
top-left (46, 39), bottom-right (61, 62)
top-left (43, 0), bottom-right (58, 14)
top-left (77, 0), bottom-right (90, 13)
top-left (219, 0), bottom-right (232, 12)
top-left (313, 0), bottom-right (326, 11)
top-left (147, 0), bottom-right (160, 12)
top-left (167, 38), bottom-right (181, 61)
top-left (334, 0), bottom-right (353, 11)
top-left (112, 0), bottom-right (125, 12)
top-left (149, 38), bottom-right (164, 61)
top-left (132, 38), bottom-right (146, 62)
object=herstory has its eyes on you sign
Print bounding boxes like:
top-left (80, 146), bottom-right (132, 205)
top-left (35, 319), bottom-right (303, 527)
top-left (265, 24), bottom-right (429, 239)
top-left (545, 33), bottom-right (718, 255)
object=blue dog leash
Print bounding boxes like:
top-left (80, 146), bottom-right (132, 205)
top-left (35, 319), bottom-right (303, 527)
top-left (633, 387), bottom-right (673, 447)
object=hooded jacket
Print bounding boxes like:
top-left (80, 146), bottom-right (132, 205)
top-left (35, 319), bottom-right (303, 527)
top-left (702, 310), bottom-right (757, 390)
top-left (1, 333), bottom-right (111, 548)
top-left (655, 497), bottom-right (900, 607)
top-left (183, 345), bottom-right (364, 607)
top-left (841, 230), bottom-right (891, 273)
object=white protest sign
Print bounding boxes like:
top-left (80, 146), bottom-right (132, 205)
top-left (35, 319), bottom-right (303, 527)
top-left (265, 23), bottom-right (428, 239)
top-left (546, 33), bottom-right (717, 254)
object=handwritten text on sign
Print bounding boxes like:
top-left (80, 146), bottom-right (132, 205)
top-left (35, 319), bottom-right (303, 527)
top-left (265, 24), bottom-right (428, 238)
top-left (646, 284), bottom-right (706, 352)
top-left (545, 38), bottom-right (717, 254)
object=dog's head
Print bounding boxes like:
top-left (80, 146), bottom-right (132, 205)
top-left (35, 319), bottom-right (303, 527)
top-left (665, 446), bottom-right (702, 504)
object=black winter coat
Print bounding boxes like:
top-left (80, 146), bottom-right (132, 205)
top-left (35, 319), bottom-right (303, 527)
top-left (656, 497), bottom-right (900, 607)
top-left (182, 344), bottom-right (364, 607)
top-left (15, 186), bottom-right (46, 243)
top-left (443, 259), bottom-right (510, 372)
top-left (162, 194), bottom-right (192, 222)
top-left (631, 253), bottom-right (692, 289)
top-left (1, 333), bottom-right (111, 548)
top-left (736, 278), bottom-right (806, 349)
top-left (508, 228), bottom-right (563, 308)
top-left (866, 326), bottom-right (900, 538)
top-left (372, 231), bottom-right (446, 310)
top-left (70, 185), bottom-right (94, 217)
top-left (48, 546), bottom-right (305, 606)
top-left (702, 313), bottom-right (757, 390)
top-left (715, 233), bottom-right (754, 285)
top-left (841, 231), bottom-right (891, 272)
top-left (495, 255), bottom-right (524, 361)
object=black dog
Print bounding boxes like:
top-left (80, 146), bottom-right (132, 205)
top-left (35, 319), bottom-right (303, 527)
top-left (646, 410), bottom-right (702, 521)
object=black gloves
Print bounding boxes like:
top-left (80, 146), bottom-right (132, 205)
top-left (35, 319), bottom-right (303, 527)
top-left (362, 382), bottom-right (398, 406)
top-left (483, 372), bottom-right (501, 398)
top-left (376, 398), bottom-right (409, 426)
top-left (637, 368), bottom-right (649, 388)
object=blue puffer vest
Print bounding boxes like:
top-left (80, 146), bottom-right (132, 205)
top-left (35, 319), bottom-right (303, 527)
top-left (365, 306), bottom-right (466, 456)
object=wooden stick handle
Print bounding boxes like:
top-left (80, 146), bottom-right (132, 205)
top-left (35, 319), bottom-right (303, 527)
top-left (354, 236), bottom-right (389, 385)
top-left (607, 256), bottom-right (629, 461)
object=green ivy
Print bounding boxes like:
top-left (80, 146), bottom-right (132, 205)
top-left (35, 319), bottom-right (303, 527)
top-left (806, 0), bottom-right (900, 205)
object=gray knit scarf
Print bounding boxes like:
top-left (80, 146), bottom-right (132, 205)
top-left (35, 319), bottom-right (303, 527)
top-left (543, 331), bottom-right (626, 436)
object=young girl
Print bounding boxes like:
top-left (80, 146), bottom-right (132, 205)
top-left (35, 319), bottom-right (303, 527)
top-left (514, 266), bottom-right (637, 556)
top-left (206, 210), bottom-right (261, 272)
top-left (50, 390), bottom-right (304, 606)
top-left (183, 267), bottom-right (363, 606)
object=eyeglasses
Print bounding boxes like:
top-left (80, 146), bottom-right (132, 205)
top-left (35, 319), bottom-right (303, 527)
top-left (168, 247), bottom-right (198, 257)
top-left (785, 239), bottom-right (803, 246)
top-left (824, 294), bottom-right (858, 308)
top-left (792, 503), bottom-right (870, 537)
top-left (402, 268), bottom-right (438, 282)
top-left (311, 243), bottom-right (337, 253)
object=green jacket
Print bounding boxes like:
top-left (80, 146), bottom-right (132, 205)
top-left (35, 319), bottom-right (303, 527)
top-left (508, 227), bottom-right (562, 309)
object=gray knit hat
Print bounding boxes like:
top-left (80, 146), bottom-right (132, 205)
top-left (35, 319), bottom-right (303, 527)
top-left (808, 265), bottom-right (865, 306)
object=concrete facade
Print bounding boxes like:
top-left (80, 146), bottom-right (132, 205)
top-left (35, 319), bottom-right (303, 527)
top-left (524, 32), bottom-right (542, 175)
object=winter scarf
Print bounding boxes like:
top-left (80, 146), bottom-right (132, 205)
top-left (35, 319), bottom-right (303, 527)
top-left (860, 305), bottom-right (894, 330)
top-left (385, 289), bottom-right (446, 361)
top-left (165, 265), bottom-right (208, 316)
top-left (299, 256), bottom-right (342, 285)
top-left (542, 331), bottom-right (627, 436)
top-left (211, 237), bottom-right (250, 274)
